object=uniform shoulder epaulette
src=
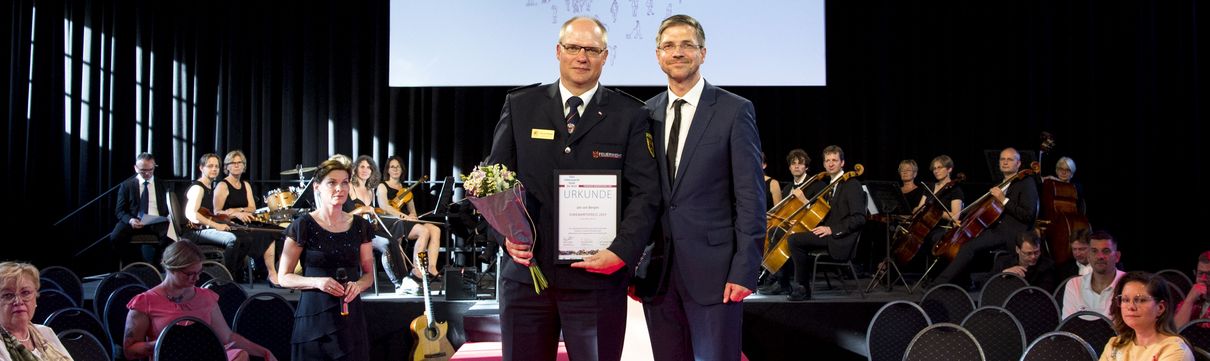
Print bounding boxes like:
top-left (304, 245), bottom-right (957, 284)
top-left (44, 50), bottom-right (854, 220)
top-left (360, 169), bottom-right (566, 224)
top-left (507, 83), bottom-right (542, 93)
top-left (612, 88), bottom-right (647, 105)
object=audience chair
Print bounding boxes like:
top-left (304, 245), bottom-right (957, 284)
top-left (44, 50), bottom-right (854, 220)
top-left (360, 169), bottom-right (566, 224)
top-left (1054, 275), bottom-right (1077, 307)
top-left (120, 262), bottom-right (163, 287)
top-left (39, 277), bottom-right (65, 294)
top-left (202, 279), bottom-right (249, 327)
top-left (34, 289), bottom-right (77, 324)
top-left (1003, 286), bottom-right (1061, 343)
top-left (103, 283), bottom-right (147, 360)
top-left (1021, 331), bottom-right (1097, 361)
top-left (154, 316), bottom-right (227, 361)
top-left (233, 292), bottom-right (295, 361)
top-left (1057, 310), bottom-right (1116, 358)
top-left (40, 266), bottom-right (84, 306)
top-left (1181, 319), bottom-right (1210, 355)
top-left (1156, 269), bottom-right (1194, 292)
top-left (200, 260), bottom-right (235, 286)
top-left (960, 306), bottom-right (1026, 361)
top-left (57, 329), bottom-right (112, 361)
top-left (91, 272), bottom-right (144, 320)
top-left (919, 283), bottom-right (976, 324)
top-left (979, 272), bottom-right (1028, 307)
top-left (902, 323), bottom-right (985, 361)
top-left (45, 307), bottom-right (111, 352)
top-left (865, 300), bottom-right (931, 361)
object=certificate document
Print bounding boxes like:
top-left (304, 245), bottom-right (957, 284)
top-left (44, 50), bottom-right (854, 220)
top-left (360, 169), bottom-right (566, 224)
top-left (555, 170), bottom-right (620, 263)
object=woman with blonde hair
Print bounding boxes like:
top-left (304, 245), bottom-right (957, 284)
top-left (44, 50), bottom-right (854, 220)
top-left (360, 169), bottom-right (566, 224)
top-left (0, 262), bottom-right (72, 361)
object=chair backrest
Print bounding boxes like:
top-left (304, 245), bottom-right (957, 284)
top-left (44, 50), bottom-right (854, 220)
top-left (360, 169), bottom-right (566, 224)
top-left (103, 283), bottom-right (148, 359)
top-left (34, 289), bottom-right (77, 324)
top-left (980, 272), bottom-right (1028, 307)
top-left (40, 266), bottom-right (84, 306)
top-left (201, 260), bottom-right (234, 285)
top-left (40, 277), bottom-right (64, 293)
top-left (1194, 346), bottom-right (1210, 361)
top-left (92, 271), bottom-right (145, 317)
top-left (167, 191), bottom-right (192, 241)
top-left (1054, 275), bottom-right (1077, 306)
top-left (1163, 279), bottom-right (1187, 305)
top-left (45, 307), bottom-right (110, 350)
top-left (1003, 286), bottom-right (1061, 343)
top-left (233, 292), bottom-right (295, 361)
top-left (155, 316), bottom-right (228, 361)
top-left (1057, 311), bottom-right (1116, 358)
top-left (1156, 269), bottom-right (1194, 292)
top-left (57, 328), bottom-right (112, 361)
top-left (903, 323), bottom-right (985, 361)
top-left (120, 262), bottom-right (163, 287)
top-left (865, 300), bottom-right (931, 361)
top-left (1181, 319), bottom-right (1210, 355)
top-left (920, 283), bottom-right (976, 324)
top-left (1021, 331), bottom-right (1097, 361)
top-left (202, 279), bottom-right (248, 327)
top-left (960, 306), bottom-right (1026, 361)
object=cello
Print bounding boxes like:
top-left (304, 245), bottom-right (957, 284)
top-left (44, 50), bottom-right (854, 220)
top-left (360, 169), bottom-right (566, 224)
top-left (932, 161), bottom-right (1040, 260)
top-left (1039, 178), bottom-right (1090, 264)
top-left (762, 164), bottom-right (864, 273)
top-left (891, 173), bottom-right (965, 264)
top-left (764, 171), bottom-right (828, 249)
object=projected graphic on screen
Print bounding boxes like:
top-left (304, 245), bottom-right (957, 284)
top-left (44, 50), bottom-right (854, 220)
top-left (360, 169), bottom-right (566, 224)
top-left (389, 0), bottom-right (825, 87)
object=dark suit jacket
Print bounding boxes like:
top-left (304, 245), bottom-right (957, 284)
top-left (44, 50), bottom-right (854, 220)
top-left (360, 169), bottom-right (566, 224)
top-left (486, 82), bottom-right (660, 290)
top-left (815, 177), bottom-right (868, 260)
top-left (644, 81), bottom-right (766, 305)
top-left (997, 174), bottom-right (1039, 232)
top-left (115, 176), bottom-right (170, 222)
top-left (993, 253), bottom-right (1057, 291)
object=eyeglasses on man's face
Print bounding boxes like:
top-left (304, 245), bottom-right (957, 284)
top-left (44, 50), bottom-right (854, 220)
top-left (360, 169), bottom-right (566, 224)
top-left (560, 43), bottom-right (606, 57)
top-left (658, 42), bottom-right (702, 53)
top-left (1, 289), bottom-right (36, 304)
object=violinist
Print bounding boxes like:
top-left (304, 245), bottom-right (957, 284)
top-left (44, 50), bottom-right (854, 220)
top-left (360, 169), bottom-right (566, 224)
top-left (757, 149), bottom-right (811, 295)
top-left (933, 147), bottom-right (1039, 287)
top-left (185, 153), bottom-right (253, 280)
top-left (898, 159), bottom-right (924, 212)
top-left (786, 145), bottom-right (867, 301)
top-left (375, 156), bottom-right (444, 286)
top-left (347, 155), bottom-right (413, 294)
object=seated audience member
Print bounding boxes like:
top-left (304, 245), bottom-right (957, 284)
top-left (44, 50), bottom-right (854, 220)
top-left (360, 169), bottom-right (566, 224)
top-left (109, 153), bottom-right (172, 264)
top-left (1174, 250), bottom-right (1210, 329)
top-left (1063, 230), bottom-right (1126, 318)
top-left (1102, 272), bottom-right (1195, 361)
top-left (1056, 235), bottom-right (1093, 282)
top-left (993, 232), bottom-right (1057, 291)
top-left (123, 241), bottom-right (275, 361)
top-left (0, 262), bottom-right (73, 360)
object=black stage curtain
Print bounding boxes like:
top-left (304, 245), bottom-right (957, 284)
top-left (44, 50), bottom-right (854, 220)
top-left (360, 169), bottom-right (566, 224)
top-left (3, 0), bottom-right (1204, 274)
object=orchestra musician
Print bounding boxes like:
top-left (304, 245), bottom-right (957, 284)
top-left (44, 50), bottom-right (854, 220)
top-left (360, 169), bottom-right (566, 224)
top-left (1041, 156), bottom-right (1086, 214)
top-left (184, 153), bottom-right (253, 279)
top-left (347, 155), bottom-right (413, 294)
top-left (375, 156), bottom-right (443, 281)
top-left (932, 147), bottom-right (1039, 287)
top-left (762, 152), bottom-right (783, 208)
top-left (786, 145), bottom-right (867, 301)
top-left (898, 159), bottom-right (924, 212)
top-left (907, 155), bottom-right (965, 269)
top-left (758, 148), bottom-right (811, 295)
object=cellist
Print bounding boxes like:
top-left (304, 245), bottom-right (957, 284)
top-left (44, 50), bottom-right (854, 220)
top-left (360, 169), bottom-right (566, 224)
top-left (933, 148), bottom-right (1039, 287)
top-left (757, 148), bottom-right (813, 296)
top-left (905, 155), bottom-right (965, 266)
top-left (786, 145), bottom-right (867, 301)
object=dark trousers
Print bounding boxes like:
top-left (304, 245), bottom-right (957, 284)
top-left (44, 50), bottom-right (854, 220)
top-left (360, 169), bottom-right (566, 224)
top-left (643, 264), bottom-right (744, 361)
top-left (788, 232), bottom-right (829, 293)
top-left (499, 279), bottom-right (627, 361)
top-left (109, 221), bottom-right (171, 264)
top-left (934, 225), bottom-right (1023, 285)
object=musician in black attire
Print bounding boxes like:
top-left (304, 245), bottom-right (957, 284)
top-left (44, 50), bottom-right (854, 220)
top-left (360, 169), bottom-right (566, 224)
top-left (933, 147), bottom-right (1039, 287)
top-left (898, 159), bottom-right (925, 212)
top-left (786, 145), bottom-right (868, 301)
top-left (758, 148), bottom-right (812, 295)
top-left (185, 153), bottom-right (254, 281)
top-left (109, 153), bottom-right (171, 264)
top-left (907, 155), bottom-right (965, 269)
top-left (214, 150), bottom-right (280, 284)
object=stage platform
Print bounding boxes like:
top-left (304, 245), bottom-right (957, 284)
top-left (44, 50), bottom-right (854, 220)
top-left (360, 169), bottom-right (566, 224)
top-left (81, 274), bottom-right (926, 360)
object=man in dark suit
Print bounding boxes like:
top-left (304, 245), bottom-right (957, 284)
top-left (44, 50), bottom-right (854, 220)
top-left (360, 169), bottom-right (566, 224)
top-left (786, 145), bottom-right (868, 301)
top-left (638, 14), bottom-right (765, 360)
top-left (1055, 236), bottom-right (1091, 282)
top-left (934, 147), bottom-right (1039, 286)
top-left (109, 153), bottom-right (171, 264)
top-left (485, 16), bottom-right (660, 361)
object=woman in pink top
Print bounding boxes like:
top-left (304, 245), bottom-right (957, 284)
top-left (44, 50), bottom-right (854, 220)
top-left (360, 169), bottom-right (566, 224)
top-left (122, 241), bottom-right (276, 361)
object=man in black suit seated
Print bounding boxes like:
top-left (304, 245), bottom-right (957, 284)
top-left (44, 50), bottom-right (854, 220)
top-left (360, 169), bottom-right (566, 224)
top-left (109, 153), bottom-right (171, 264)
top-left (992, 231), bottom-right (1056, 291)
top-left (786, 145), bottom-right (868, 301)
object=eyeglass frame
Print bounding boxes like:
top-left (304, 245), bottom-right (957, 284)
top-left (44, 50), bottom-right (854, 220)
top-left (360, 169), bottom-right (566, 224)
top-left (559, 43), bottom-right (606, 57)
top-left (1, 289), bottom-right (37, 304)
top-left (1114, 294), bottom-right (1160, 306)
top-left (658, 42), bottom-right (703, 53)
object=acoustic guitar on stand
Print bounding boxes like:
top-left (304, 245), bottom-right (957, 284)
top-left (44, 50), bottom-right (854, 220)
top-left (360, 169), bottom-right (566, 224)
top-left (410, 251), bottom-right (454, 361)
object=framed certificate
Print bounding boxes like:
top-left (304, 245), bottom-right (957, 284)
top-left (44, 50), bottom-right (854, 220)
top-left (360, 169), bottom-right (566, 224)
top-left (554, 170), bottom-right (621, 263)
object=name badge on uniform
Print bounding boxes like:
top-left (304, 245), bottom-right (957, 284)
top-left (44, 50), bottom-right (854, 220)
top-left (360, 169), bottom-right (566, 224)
top-left (531, 129), bottom-right (555, 140)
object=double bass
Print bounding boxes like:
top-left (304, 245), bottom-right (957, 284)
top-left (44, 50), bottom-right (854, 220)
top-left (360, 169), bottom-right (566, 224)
top-left (762, 164), bottom-right (864, 273)
top-left (891, 173), bottom-right (965, 264)
top-left (1039, 178), bottom-right (1090, 264)
top-left (932, 162), bottom-right (1040, 260)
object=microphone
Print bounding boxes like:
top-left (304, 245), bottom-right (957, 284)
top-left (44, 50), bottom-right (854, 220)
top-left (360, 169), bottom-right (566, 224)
top-left (335, 267), bottom-right (349, 316)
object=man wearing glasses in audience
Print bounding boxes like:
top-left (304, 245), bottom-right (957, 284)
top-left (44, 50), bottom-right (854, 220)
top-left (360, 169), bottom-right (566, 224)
top-left (1061, 230), bottom-right (1127, 318)
top-left (993, 232), bottom-right (1057, 292)
top-left (1175, 250), bottom-right (1210, 329)
top-left (486, 16), bottom-right (660, 361)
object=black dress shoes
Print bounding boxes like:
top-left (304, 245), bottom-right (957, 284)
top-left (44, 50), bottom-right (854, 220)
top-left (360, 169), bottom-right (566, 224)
top-left (758, 283), bottom-right (790, 295)
top-left (787, 285), bottom-right (812, 301)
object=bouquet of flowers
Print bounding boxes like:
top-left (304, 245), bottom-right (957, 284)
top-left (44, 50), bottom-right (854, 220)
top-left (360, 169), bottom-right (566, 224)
top-left (461, 164), bottom-right (548, 294)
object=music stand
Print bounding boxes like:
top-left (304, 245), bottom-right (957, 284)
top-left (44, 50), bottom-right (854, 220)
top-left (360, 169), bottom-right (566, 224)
top-left (428, 176), bottom-right (456, 216)
top-left (861, 183), bottom-right (914, 294)
top-left (291, 177), bottom-right (316, 209)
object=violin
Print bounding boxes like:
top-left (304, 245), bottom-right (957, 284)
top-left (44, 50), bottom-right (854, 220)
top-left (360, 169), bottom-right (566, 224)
top-left (891, 173), bottom-right (965, 264)
top-left (389, 175), bottom-right (429, 211)
top-left (762, 164), bottom-right (864, 273)
top-left (932, 161), bottom-right (1040, 260)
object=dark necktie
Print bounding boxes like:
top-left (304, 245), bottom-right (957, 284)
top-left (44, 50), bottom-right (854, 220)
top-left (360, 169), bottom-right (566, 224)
top-left (667, 99), bottom-right (687, 184)
top-left (139, 180), bottom-right (150, 216)
top-left (566, 96), bottom-right (583, 134)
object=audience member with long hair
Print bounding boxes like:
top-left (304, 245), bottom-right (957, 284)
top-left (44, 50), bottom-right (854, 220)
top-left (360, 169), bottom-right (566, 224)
top-left (1101, 271), bottom-right (1194, 361)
